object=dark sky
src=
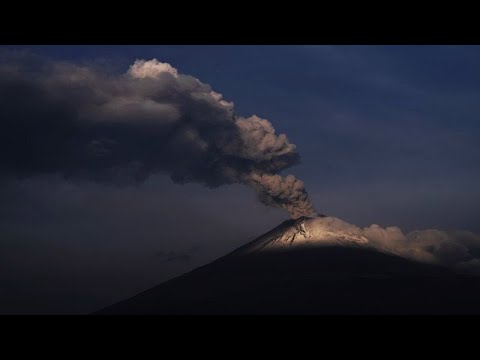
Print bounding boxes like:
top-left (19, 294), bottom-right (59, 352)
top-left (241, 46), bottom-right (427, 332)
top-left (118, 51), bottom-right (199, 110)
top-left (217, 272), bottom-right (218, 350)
top-left (1, 45), bottom-right (480, 314)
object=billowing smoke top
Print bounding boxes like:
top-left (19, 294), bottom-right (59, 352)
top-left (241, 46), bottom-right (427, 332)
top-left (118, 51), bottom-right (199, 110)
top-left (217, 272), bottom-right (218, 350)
top-left (0, 54), bottom-right (316, 218)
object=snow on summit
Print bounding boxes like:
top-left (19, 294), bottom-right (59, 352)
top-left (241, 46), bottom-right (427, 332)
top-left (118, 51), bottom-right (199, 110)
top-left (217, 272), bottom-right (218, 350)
top-left (240, 215), bottom-right (480, 274)
top-left (245, 216), bottom-right (371, 253)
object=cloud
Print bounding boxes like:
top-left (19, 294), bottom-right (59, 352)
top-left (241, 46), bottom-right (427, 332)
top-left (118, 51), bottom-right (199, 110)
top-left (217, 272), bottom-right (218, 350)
top-left (156, 245), bottom-right (202, 264)
top-left (362, 223), bottom-right (480, 271)
top-left (0, 52), bottom-right (315, 218)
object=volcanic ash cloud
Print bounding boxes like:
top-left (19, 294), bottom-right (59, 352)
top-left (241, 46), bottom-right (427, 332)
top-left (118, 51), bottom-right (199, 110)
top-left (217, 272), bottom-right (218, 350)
top-left (0, 55), bottom-right (316, 218)
top-left (248, 173), bottom-right (316, 219)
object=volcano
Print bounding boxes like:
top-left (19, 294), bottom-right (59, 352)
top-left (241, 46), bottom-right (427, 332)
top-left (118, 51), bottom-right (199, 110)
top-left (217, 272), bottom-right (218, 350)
top-left (96, 216), bottom-right (480, 314)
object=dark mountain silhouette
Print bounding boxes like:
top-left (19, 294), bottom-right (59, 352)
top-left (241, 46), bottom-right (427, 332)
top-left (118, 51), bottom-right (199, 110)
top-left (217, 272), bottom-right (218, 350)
top-left (96, 217), bottom-right (480, 314)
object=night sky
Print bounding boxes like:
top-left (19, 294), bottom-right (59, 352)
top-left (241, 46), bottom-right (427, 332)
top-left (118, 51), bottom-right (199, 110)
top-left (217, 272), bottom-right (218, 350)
top-left (1, 45), bottom-right (480, 314)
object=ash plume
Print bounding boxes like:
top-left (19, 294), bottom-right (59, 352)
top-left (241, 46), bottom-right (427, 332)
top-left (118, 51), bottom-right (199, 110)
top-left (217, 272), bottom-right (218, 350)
top-left (0, 53), bottom-right (315, 218)
top-left (248, 173), bottom-right (316, 219)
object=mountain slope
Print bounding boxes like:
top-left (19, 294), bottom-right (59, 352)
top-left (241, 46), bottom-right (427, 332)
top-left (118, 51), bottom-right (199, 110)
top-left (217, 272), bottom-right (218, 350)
top-left (96, 217), bottom-right (480, 314)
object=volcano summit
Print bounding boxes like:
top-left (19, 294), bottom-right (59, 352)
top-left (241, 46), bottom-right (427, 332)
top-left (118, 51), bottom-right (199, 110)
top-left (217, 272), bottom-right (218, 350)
top-left (96, 216), bottom-right (480, 315)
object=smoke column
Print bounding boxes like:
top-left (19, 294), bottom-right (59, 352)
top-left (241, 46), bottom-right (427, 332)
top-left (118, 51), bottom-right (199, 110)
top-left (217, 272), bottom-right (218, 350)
top-left (0, 54), bottom-right (316, 218)
top-left (248, 173), bottom-right (316, 219)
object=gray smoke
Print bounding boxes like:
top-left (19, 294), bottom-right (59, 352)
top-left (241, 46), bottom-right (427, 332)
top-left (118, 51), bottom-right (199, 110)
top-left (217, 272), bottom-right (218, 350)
top-left (363, 224), bottom-right (480, 272)
top-left (0, 53), bottom-right (316, 218)
top-left (248, 173), bottom-right (316, 219)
